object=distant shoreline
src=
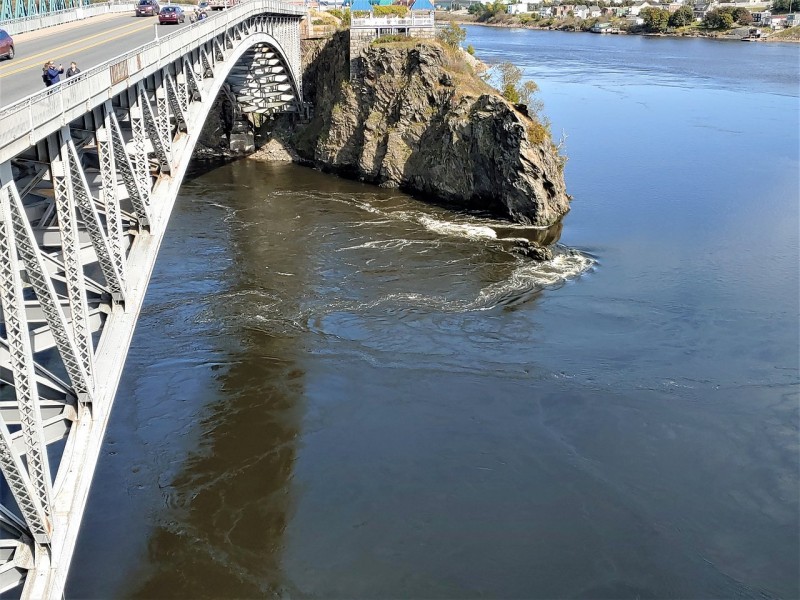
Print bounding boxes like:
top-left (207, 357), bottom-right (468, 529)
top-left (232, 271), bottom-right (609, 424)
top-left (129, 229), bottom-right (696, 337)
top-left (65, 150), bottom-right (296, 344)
top-left (441, 13), bottom-right (800, 44)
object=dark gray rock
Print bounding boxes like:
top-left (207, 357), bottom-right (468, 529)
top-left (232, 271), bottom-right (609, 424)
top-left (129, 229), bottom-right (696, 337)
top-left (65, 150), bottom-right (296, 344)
top-left (289, 32), bottom-right (571, 227)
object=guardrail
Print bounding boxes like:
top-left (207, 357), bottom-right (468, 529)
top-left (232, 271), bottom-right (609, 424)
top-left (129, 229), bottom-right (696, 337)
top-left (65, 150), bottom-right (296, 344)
top-left (1, 3), bottom-right (136, 35)
top-left (0, 0), bottom-right (306, 163)
top-left (351, 15), bottom-right (434, 27)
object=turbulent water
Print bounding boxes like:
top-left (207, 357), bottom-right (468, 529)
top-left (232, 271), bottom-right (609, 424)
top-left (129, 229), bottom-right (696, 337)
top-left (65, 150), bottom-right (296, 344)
top-left (66, 28), bottom-right (799, 599)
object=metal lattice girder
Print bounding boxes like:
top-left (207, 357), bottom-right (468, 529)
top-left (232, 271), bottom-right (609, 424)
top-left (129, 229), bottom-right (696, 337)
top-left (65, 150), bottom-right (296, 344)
top-left (14, 0), bottom-right (25, 19)
top-left (200, 47), bottom-right (214, 78)
top-left (26, 0), bottom-right (37, 16)
top-left (65, 141), bottom-right (126, 300)
top-left (175, 72), bottom-right (189, 113)
top-left (129, 94), bottom-right (153, 206)
top-left (51, 132), bottom-right (95, 386)
top-left (213, 38), bottom-right (225, 61)
top-left (0, 0), bottom-right (11, 21)
top-left (4, 180), bottom-right (92, 399)
top-left (183, 57), bottom-right (202, 100)
top-left (137, 84), bottom-right (170, 173)
top-left (0, 428), bottom-right (50, 544)
top-left (110, 109), bottom-right (151, 226)
top-left (164, 73), bottom-right (188, 133)
top-left (96, 107), bottom-right (128, 292)
top-left (153, 75), bottom-right (172, 159)
top-left (0, 260), bottom-right (55, 529)
top-left (0, 185), bottom-right (53, 544)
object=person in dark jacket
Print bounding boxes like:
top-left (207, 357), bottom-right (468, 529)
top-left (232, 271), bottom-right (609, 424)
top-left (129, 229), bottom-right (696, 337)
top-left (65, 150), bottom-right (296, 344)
top-left (66, 61), bottom-right (80, 78)
top-left (42, 61), bottom-right (64, 87)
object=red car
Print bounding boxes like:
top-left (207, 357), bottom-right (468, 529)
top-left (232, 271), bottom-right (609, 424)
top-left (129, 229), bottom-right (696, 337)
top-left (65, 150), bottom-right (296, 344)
top-left (135, 0), bottom-right (160, 16)
top-left (158, 5), bottom-right (186, 23)
top-left (0, 29), bottom-right (14, 60)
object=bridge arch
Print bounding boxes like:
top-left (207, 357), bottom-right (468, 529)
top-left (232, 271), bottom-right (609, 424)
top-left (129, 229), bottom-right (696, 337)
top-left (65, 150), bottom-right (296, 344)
top-left (0, 3), bottom-right (307, 598)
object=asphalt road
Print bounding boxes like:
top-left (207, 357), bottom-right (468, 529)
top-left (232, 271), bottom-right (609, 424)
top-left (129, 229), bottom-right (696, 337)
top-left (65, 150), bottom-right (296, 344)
top-left (0, 12), bottom-right (194, 107)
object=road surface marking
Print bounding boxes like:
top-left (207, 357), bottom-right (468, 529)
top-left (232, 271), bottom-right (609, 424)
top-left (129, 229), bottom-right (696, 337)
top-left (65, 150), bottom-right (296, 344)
top-left (0, 19), bottom-right (158, 78)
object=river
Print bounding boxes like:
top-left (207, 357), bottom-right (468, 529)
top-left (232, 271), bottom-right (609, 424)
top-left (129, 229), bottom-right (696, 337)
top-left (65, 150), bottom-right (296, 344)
top-left (66, 27), bottom-right (799, 599)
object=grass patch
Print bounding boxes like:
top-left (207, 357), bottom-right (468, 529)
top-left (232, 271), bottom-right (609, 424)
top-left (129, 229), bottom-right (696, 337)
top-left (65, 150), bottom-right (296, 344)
top-left (371, 35), bottom-right (422, 47)
top-left (769, 26), bottom-right (800, 40)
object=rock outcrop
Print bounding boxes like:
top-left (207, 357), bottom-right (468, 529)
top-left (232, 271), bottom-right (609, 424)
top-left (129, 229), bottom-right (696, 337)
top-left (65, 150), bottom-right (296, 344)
top-left (281, 32), bottom-right (571, 226)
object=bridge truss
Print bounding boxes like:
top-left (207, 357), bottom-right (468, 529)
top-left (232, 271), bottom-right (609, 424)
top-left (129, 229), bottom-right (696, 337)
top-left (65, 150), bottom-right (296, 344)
top-left (0, 3), bottom-right (304, 597)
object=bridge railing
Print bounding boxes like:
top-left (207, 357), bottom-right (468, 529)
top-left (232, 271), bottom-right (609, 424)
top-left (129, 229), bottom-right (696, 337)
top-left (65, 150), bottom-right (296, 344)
top-left (351, 15), bottom-right (434, 27)
top-left (1, 3), bottom-right (135, 35)
top-left (0, 0), bottom-right (305, 164)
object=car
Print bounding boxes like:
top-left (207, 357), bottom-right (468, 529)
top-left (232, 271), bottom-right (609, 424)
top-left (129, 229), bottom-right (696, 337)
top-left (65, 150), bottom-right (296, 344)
top-left (0, 29), bottom-right (14, 60)
top-left (135, 0), bottom-right (160, 16)
top-left (158, 5), bottom-right (186, 24)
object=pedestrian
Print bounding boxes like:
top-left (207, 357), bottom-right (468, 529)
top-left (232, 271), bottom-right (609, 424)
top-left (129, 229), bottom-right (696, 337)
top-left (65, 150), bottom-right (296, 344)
top-left (66, 61), bottom-right (80, 78)
top-left (42, 60), bottom-right (64, 87)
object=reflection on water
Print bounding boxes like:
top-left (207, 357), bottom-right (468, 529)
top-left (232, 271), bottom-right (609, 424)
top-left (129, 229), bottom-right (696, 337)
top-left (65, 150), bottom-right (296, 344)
top-left (133, 347), bottom-right (303, 599)
top-left (67, 29), bottom-right (798, 600)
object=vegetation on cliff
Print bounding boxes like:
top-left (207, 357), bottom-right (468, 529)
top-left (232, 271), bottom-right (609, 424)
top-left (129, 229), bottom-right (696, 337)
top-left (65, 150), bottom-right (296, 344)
top-left (283, 31), bottom-right (570, 226)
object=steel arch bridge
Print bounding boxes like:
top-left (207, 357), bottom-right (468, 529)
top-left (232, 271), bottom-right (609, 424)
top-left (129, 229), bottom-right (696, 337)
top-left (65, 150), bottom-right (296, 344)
top-left (0, 2), bottom-right (305, 596)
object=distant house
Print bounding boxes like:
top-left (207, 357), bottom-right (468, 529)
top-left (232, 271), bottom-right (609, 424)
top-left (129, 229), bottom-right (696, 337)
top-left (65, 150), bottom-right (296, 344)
top-left (626, 14), bottom-right (645, 24)
top-left (765, 13), bottom-right (786, 27)
top-left (538, 5), bottom-right (553, 17)
top-left (552, 4), bottom-right (574, 17)
top-left (693, 2), bottom-right (717, 19)
top-left (573, 4), bottom-right (589, 17)
top-left (751, 9), bottom-right (770, 23)
top-left (628, 1), bottom-right (653, 16)
top-left (507, 2), bottom-right (528, 13)
top-left (666, 2), bottom-right (682, 12)
top-left (786, 13), bottom-right (799, 26)
top-left (587, 4), bottom-right (601, 16)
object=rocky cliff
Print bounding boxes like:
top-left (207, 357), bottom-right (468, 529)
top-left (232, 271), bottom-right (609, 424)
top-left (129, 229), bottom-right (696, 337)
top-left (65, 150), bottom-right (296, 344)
top-left (277, 31), bottom-right (571, 226)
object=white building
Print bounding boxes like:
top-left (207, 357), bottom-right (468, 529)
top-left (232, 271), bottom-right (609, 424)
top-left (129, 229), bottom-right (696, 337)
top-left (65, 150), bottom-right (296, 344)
top-left (628, 1), bottom-right (654, 15)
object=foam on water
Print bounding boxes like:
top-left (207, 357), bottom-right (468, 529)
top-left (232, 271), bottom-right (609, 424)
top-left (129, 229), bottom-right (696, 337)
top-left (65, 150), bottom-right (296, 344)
top-left (414, 215), bottom-right (498, 240)
top-left (277, 191), bottom-right (594, 314)
top-left (467, 247), bottom-right (595, 310)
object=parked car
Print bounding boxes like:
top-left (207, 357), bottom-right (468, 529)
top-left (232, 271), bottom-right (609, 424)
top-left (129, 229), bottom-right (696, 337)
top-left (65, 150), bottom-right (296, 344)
top-left (158, 5), bottom-right (185, 24)
top-left (0, 29), bottom-right (14, 60)
top-left (135, 0), bottom-right (160, 16)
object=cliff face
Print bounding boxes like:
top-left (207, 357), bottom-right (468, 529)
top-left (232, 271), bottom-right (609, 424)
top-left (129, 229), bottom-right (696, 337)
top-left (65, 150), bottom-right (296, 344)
top-left (290, 32), bottom-right (570, 226)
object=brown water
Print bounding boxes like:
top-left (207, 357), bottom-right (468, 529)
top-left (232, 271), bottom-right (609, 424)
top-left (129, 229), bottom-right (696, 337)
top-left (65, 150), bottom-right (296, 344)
top-left (66, 30), bottom-right (799, 599)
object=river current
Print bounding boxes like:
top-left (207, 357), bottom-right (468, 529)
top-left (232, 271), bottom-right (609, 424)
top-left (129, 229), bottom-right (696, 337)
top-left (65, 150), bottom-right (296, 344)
top-left (66, 28), bottom-right (799, 599)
